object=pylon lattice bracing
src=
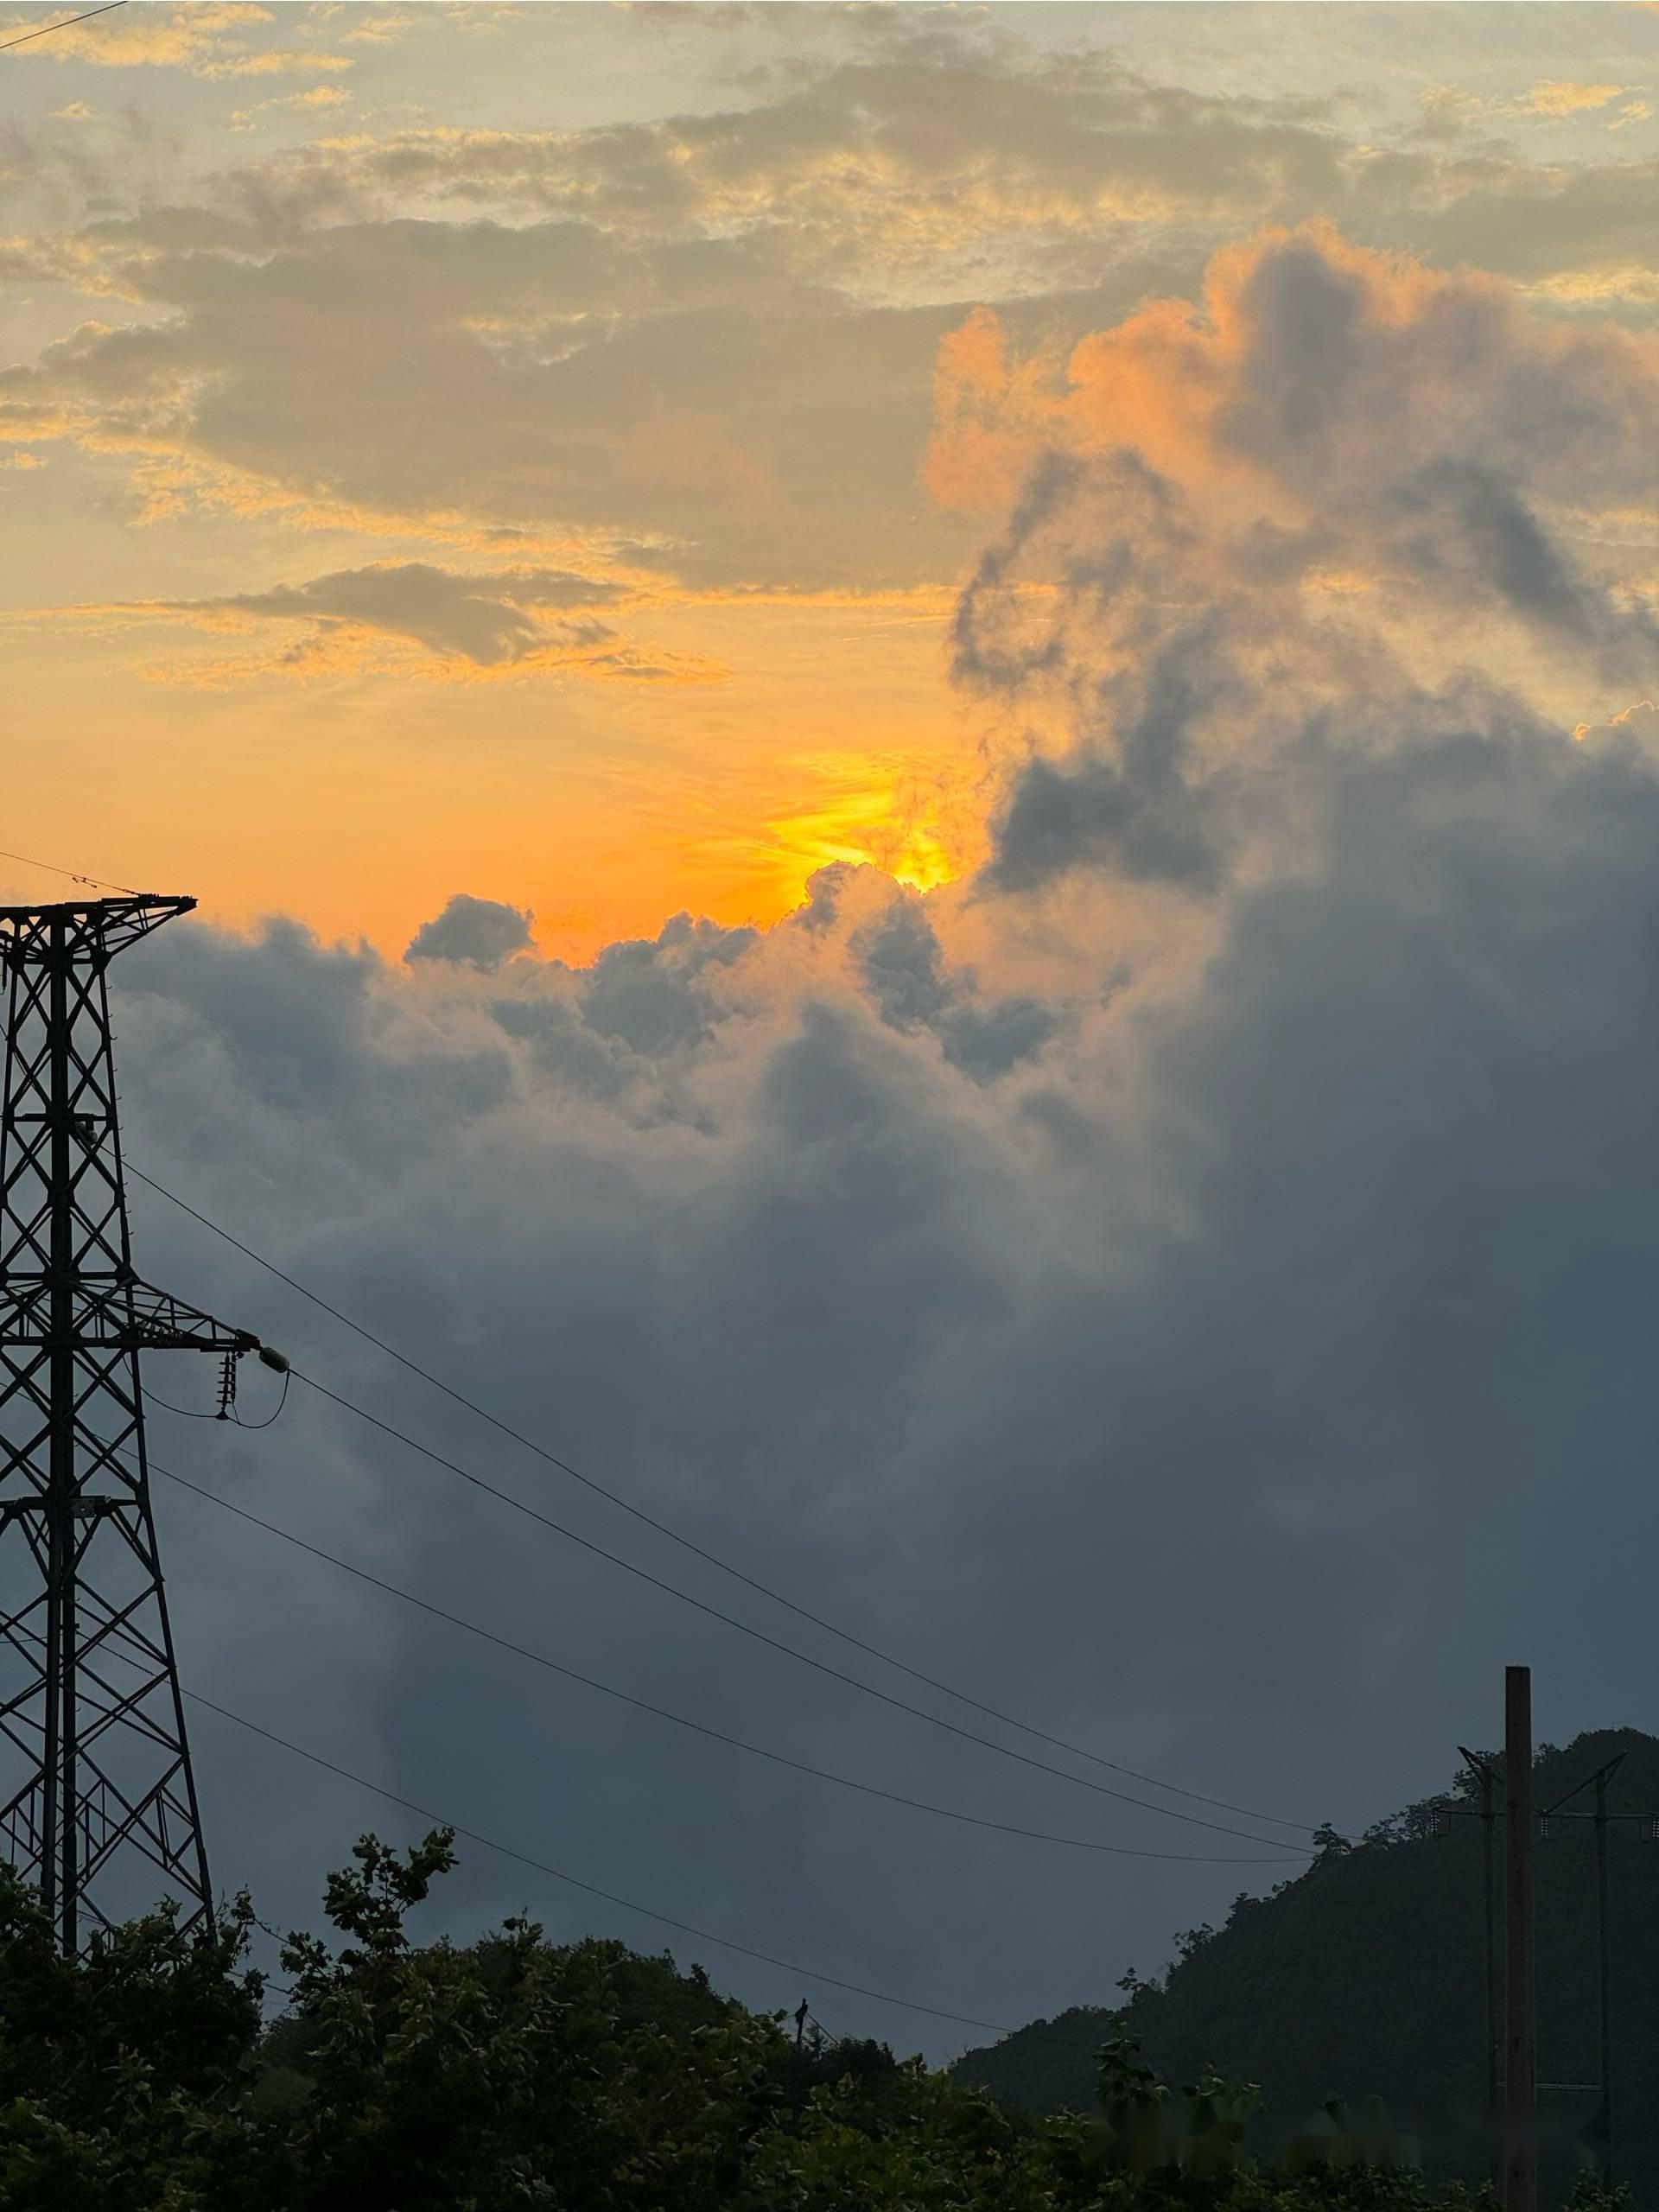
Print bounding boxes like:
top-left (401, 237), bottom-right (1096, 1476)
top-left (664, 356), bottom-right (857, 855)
top-left (0, 896), bottom-right (253, 1952)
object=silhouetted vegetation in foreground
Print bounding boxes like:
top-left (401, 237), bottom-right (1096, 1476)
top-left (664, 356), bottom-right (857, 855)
top-left (0, 1827), bottom-right (1630, 2209)
top-left (955, 1732), bottom-right (1659, 2210)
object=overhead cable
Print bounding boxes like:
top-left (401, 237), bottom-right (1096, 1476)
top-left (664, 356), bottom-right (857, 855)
top-left (0, 0), bottom-right (126, 53)
top-left (214, 1365), bottom-right (1309, 1854)
top-left (149, 1452), bottom-right (1301, 1869)
top-left (130, 1161), bottom-right (1318, 1838)
top-left (0, 842), bottom-right (135, 893)
top-left (183, 1687), bottom-right (1014, 2034)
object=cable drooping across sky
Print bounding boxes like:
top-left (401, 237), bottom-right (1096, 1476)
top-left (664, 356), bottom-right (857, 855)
top-left (0, 0), bottom-right (126, 54)
top-left (0, 843), bottom-right (137, 893)
top-left (130, 1160), bottom-right (1322, 1840)
top-left (147, 1450), bottom-right (1303, 1869)
top-left (276, 1365), bottom-right (1311, 1852)
top-left (165, 1679), bottom-right (1017, 2036)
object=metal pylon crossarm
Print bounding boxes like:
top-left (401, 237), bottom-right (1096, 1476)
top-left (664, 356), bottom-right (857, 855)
top-left (0, 895), bottom-right (229, 1953)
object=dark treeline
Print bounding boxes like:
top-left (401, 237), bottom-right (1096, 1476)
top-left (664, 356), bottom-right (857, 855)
top-left (0, 1820), bottom-right (1633, 2210)
top-left (954, 1732), bottom-right (1659, 2210)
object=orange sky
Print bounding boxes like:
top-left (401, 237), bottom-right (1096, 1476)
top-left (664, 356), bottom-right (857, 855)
top-left (3, 1), bottom-right (1656, 957)
top-left (7, 582), bottom-right (982, 957)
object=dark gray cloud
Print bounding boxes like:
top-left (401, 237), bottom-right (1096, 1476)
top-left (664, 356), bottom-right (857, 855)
top-left (216, 563), bottom-right (622, 668)
top-left (108, 692), bottom-right (1659, 2058)
top-left (848, 873), bottom-right (1058, 1076)
top-left (49, 558), bottom-right (714, 688)
top-left (90, 214), bottom-right (1659, 2051)
top-left (575, 912), bottom-right (757, 1055)
top-left (405, 893), bottom-right (536, 969)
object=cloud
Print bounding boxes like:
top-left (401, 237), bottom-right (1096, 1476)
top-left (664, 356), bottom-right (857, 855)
top-left (0, 199), bottom-right (988, 590)
top-left (230, 86), bottom-right (353, 130)
top-left (4, 1), bottom-right (259, 68)
top-left (9, 22), bottom-right (1659, 605)
top-left (1574, 696), bottom-right (1659, 750)
top-left (572, 910), bottom-right (757, 1054)
top-left (109, 695), bottom-right (1659, 2049)
top-left (166, 35), bottom-right (1659, 322)
top-left (1497, 79), bottom-right (1634, 119)
top-left (16, 559), bottom-right (734, 685)
top-left (339, 9), bottom-right (412, 45)
top-left (3, 3), bottom-right (350, 75)
top-left (931, 227), bottom-right (1659, 892)
top-left (35, 207), bottom-right (1659, 2051)
top-left (200, 48), bottom-right (353, 80)
top-left (204, 561), bottom-right (625, 665)
top-left (278, 41), bottom-right (1344, 259)
top-left (837, 868), bottom-right (1057, 1076)
top-left (9, 12), bottom-right (1659, 2056)
top-left (405, 893), bottom-right (534, 969)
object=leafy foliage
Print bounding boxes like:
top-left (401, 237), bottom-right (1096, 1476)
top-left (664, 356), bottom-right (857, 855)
top-left (953, 1732), bottom-right (1659, 2207)
top-left (0, 1823), bottom-right (1635, 2210)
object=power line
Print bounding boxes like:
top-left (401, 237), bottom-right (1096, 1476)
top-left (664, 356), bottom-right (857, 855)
top-left (143, 1385), bottom-right (224, 1423)
top-left (128, 1162), bottom-right (1317, 1839)
top-left (144, 1375), bottom-right (290, 1431)
top-left (0, 0), bottom-right (126, 54)
top-left (181, 1687), bottom-right (1014, 2035)
top-left (230, 1370), bottom-right (290, 1430)
top-left (147, 1452), bottom-right (1300, 1869)
top-left (0, 844), bottom-right (135, 894)
top-left (282, 1365), bottom-right (1308, 1854)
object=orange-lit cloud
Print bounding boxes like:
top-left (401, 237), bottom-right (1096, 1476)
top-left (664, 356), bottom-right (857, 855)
top-left (6, 9), bottom-right (1659, 964)
top-left (929, 224), bottom-right (1659, 553)
top-left (231, 86), bottom-right (352, 130)
top-left (1575, 697), bottom-right (1659, 745)
top-left (3, 2), bottom-right (351, 74)
top-left (926, 226), bottom-right (1659, 900)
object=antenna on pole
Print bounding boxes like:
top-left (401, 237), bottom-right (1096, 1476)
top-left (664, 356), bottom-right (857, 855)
top-left (0, 894), bottom-right (271, 1952)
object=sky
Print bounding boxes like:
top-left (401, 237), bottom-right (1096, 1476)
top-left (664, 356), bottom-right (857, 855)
top-left (4, 0), bottom-right (1659, 2058)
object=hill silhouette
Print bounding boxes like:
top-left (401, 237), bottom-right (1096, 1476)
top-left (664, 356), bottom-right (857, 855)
top-left (952, 1730), bottom-right (1659, 2200)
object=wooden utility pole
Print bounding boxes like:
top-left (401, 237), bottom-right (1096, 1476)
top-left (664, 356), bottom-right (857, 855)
top-left (1503, 1666), bottom-right (1535, 2212)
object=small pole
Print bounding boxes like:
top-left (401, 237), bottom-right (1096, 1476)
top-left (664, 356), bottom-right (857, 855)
top-left (1538, 1748), bottom-right (1628, 2187)
top-left (1594, 1762), bottom-right (1618, 2186)
top-left (794, 1999), bottom-right (809, 2050)
top-left (1503, 1667), bottom-right (1536, 2212)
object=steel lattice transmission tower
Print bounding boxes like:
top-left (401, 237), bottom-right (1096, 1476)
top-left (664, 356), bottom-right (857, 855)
top-left (0, 894), bottom-right (262, 1953)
